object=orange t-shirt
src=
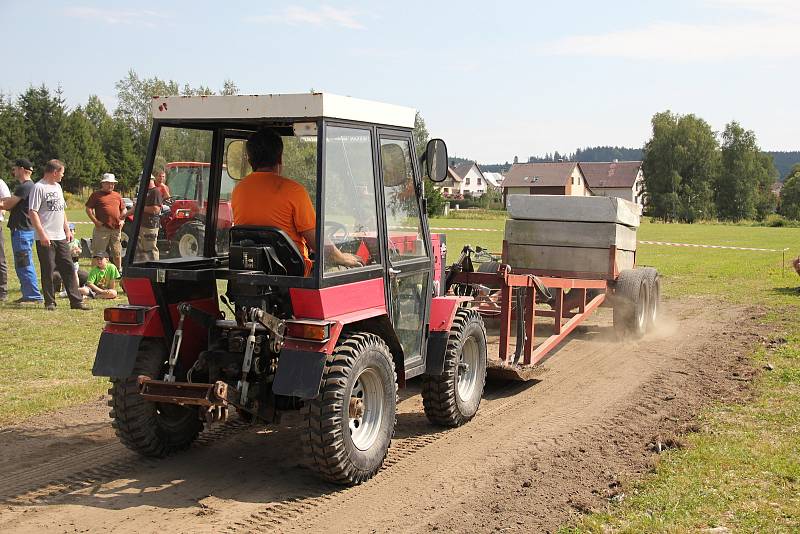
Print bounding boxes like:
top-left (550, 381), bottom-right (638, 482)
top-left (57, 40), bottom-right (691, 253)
top-left (231, 172), bottom-right (316, 274)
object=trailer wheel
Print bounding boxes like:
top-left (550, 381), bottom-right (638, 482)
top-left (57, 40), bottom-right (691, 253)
top-left (422, 308), bottom-right (488, 427)
top-left (302, 332), bottom-right (397, 485)
top-left (108, 340), bottom-right (203, 457)
top-left (641, 267), bottom-right (661, 331)
top-left (613, 269), bottom-right (650, 339)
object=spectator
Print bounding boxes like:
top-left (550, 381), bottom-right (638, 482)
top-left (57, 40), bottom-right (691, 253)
top-left (28, 159), bottom-right (88, 311)
top-left (135, 180), bottom-right (163, 262)
top-left (55, 232), bottom-right (88, 297)
top-left (0, 158), bottom-right (43, 303)
top-left (153, 170), bottom-right (170, 199)
top-left (0, 175), bottom-right (10, 302)
top-left (85, 173), bottom-right (127, 270)
top-left (85, 251), bottom-right (120, 299)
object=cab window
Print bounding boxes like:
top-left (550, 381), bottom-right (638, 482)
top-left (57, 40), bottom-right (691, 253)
top-left (323, 126), bottom-right (381, 274)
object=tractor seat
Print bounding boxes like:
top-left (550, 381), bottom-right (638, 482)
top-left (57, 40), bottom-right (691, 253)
top-left (228, 225), bottom-right (305, 277)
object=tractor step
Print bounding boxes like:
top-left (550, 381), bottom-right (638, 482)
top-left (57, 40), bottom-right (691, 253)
top-left (486, 360), bottom-right (549, 382)
top-left (137, 377), bottom-right (238, 407)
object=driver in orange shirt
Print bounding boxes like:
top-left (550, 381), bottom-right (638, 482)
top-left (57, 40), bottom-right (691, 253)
top-left (231, 128), bottom-right (361, 275)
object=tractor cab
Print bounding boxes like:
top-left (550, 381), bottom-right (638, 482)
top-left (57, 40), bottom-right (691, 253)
top-left (124, 94), bottom-right (448, 371)
top-left (96, 94), bottom-right (473, 486)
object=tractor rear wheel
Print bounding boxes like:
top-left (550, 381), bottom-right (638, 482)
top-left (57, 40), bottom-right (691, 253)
top-left (302, 332), bottom-right (397, 485)
top-left (613, 268), bottom-right (650, 339)
top-left (422, 308), bottom-right (487, 427)
top-left (641, 267), bottom-right (661, 332)
top-left (108, 340), bottom-right (203, 457)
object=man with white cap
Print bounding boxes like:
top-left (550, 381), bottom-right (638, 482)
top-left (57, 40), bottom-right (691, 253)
top-left (85, 172), bottom-right (127, 270)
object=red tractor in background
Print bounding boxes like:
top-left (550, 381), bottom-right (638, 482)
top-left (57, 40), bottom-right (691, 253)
top-left (121, 162), bottom-right (235, 259)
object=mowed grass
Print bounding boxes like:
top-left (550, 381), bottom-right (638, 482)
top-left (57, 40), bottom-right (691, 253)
top-left (0, 215), bottom-right (112, 424)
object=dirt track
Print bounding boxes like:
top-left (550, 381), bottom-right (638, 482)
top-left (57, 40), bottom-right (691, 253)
top-left (0, 298), bottom-right (763, 533)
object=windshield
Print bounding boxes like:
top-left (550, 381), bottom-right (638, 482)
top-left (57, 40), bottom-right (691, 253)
top-left (166, 165), bottom-right (237, 202)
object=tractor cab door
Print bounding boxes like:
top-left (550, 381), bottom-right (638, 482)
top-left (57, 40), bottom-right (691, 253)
top-left (378, 133), bottom-right (432, 377)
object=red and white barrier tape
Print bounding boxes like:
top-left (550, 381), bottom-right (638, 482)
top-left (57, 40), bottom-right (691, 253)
top-left (638, 241), bottom-right (789, 253)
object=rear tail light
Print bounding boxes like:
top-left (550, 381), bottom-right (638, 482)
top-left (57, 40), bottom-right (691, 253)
top-left (104, 305), bottom-right (148, 324)
top-left (286, 321), bottom-right (331, 342)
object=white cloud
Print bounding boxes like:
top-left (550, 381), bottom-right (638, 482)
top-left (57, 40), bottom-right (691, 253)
top-left (64, 7), bottom-right (167, 28)
top-left (539, 0), bottom-right (800, 61)
top-left (250, 5), bottom-right (365, 30)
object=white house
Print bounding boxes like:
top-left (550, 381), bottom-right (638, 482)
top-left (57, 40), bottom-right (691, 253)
top-left (437, 162), bottom-right (487, 197)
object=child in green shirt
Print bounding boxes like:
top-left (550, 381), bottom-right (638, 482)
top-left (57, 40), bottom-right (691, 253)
top-left (86, 252), bottom-right (121, 299)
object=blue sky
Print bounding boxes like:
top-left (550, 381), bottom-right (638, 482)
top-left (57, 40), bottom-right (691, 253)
top-left (2, 0), bottom-right (798, 163)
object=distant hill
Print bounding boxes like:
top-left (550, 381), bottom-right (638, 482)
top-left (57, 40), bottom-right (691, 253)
top-left (766, 151), bottom-right (800, 180)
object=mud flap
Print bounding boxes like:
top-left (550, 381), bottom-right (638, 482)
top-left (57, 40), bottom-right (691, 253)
top-left (272, 349), bottom-right (327, 400)
top-left (92, 332), bottom-right (143, 378)
top-left (423, 331), bottom-right (449, 376)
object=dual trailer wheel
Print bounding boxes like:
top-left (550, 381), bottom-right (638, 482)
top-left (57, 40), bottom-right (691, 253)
top-left (612, 267), bottom-right (661, 339)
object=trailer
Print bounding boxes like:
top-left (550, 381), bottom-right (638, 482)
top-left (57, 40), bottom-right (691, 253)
top-left (447, 195), bottom-right (660, 381)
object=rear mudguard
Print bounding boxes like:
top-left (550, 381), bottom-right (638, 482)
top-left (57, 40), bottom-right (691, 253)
top-left (424, 296), bottom-right (472, 376)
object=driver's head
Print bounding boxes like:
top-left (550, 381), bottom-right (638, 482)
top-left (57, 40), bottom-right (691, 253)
top-left (246, 128), bottom-right (283, 171)
top-left (154, 170), bottom-right (166, 185)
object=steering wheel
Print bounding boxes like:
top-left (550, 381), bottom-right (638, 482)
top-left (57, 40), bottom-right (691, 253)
top-left (162, 195), bottom-right (185, 207)
top-left (324, 220), bottom-right (350, 245)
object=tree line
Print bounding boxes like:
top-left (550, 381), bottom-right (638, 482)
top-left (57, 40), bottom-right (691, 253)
top-left (643, 111), bottom-right (779, 222)
top-left (0, 70), bottom-right (238, 194)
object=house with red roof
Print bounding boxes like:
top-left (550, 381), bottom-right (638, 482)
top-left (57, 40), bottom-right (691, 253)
top-left (436, 162), bottom-right (487, 197)
top-left (500, 161), bottom-right (590, 207)
top-left (578, 161), bottom-right (644, 207)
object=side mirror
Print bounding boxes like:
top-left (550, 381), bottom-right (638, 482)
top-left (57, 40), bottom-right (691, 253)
top-left (225, 139), bottom-right (251, 180)
top-left (424, 138), bottom-right (448, 182)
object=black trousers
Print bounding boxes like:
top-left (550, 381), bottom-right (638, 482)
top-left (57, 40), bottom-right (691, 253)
top-left (35, 240), bottom-right (82, 307)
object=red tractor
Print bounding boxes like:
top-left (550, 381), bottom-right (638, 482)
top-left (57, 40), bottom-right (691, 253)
top-left (93, 94), bottom-right (479, 485)
top-left (121, 162), bottom-right (235, 259)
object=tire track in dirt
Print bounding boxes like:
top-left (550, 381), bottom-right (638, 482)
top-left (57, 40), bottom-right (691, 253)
top-left (0, 301), bottom-right (761, 533)
top-left (226, 339), bottom-right (620, 533)
top-left (0, 419), bottom-right (251, 505)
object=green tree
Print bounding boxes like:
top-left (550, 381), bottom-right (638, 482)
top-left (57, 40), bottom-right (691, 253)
top-left (779, 164), bottom-right (800, 220)
top-left (57, 107), bottom-right (107, 193)
top-left (717, 122), bottom-right (772, 221)
top-left (85, 95), bottom-right (112, 131)
top-left (642, 111), bottom-right (719, 222)
top-left (754, 152), bottom-right (778, 219)
top-left (220, 79), bottom-right (239, 96)
top-left (114, 70), bottom-right (180, 160)
top-left (104, 118), bottom-right (141, 192)
top-left (19, 84), bottom-right (67, 174)
top-left (0, 93), bottom-right (30, 174)
top-left (412, 111), bottom-right (445, 216)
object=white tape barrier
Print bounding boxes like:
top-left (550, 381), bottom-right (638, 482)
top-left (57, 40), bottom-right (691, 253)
top-left (638, 241), bottom-right (789, 253)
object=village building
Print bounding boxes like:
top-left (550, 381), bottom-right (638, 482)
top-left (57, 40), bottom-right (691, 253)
top-left (579, 161), bottom-right (645, 207)
top-left (500, 162), bottom-right (590, 207)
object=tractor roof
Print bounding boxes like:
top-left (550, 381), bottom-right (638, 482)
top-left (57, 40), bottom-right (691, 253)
top-left (151, 93), bottom-right (416, 128)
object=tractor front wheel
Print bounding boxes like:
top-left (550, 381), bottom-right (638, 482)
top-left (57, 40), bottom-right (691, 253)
top-left (173, 221), bottom-right (205, 258)
top-left (422, 308), bottom-right (488, 427)
top-left (302, 332), bottom-right (397, 485)
top-left (108, 340), bottom-right (203, 457)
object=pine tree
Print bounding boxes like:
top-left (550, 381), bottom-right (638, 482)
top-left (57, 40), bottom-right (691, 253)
top-left (19, 84), bottom-right (67, 174)
top-left (0, 93), bottom-right (30, 173)
top-left (57, 107), bottom-right (107, 193)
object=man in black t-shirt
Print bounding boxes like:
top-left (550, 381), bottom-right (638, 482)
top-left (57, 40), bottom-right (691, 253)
top-left (134, 183), bottom-right (163, 262)
top-left (0, 159), bottom-right (44, 302)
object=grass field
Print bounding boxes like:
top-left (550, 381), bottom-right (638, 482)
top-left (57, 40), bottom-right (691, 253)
top-left (0, 210), bottom-right (799, 531)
